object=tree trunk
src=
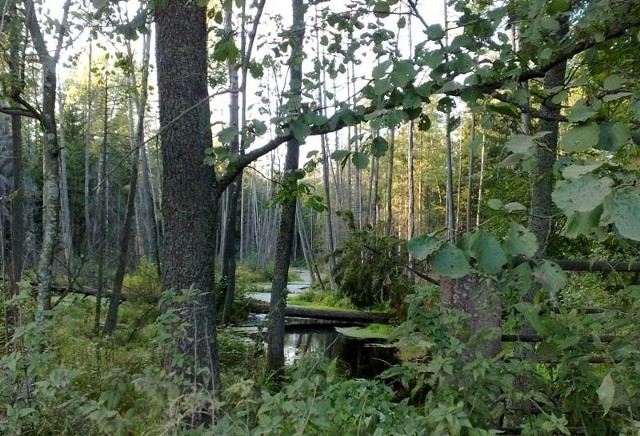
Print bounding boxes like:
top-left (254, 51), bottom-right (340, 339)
top-left (104, 29), bottom-right (152, 335)
top-left (465, 113), bottom-right (475, 233)
top-left (385, 129), bottom-right (395, 236)
top-left (94, 74), bottom-right (108, 333)
top-left (25, 0), bottom-right (70, 322)
top-left (267, 0), bottom-right (305, 377)
top-left (156, 0), bottom-right (222, 412)
top-left (8, 9), bottom-right (24, 297)
top-left (58, 91), bottom-right (74, 272)
top-left (84, 43), bottom-right (93, 255)
top-left (221, 8), bottom-right (241, 325)
top-left (529, 60), bottom-right (566, 257)
top-left (407, 121), bottom-right (415, 240)
top-left (453, 274), bottom-right (501, 359)
top-left (475, 132), bottom-right (485, 229)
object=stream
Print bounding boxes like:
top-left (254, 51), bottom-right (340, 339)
top-left (246, 269), bottom-right (396, 378)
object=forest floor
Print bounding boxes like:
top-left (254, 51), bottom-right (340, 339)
top-left (248, 267), bottom-right (312, 303)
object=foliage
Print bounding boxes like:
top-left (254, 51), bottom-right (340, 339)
top-left (214, 356), bottom-right (429, 435)
top-left (332, 211), bottom-right (411, 310)
top-left (123, 257), bottom-right (161, 306)
top-left (380, 280), bottom-right (640, 434)
top-left (288, 288), bottom-right (355, 310)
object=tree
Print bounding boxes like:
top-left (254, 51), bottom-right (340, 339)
top-left (155, 0), bottom-right (222, 414)
top-left (267, 0), bottom-right (306, 377)
top-left (24, 0), bottom-right (71, 322)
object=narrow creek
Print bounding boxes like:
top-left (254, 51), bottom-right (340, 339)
top-left (245, 269), bottom-right (396, 378)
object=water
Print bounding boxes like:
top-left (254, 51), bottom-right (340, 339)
top-left (242, 314), bottom-right (396, 378)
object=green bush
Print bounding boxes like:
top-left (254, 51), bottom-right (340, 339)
top-left (123, 257), bottom-right (161, 306)
top-left (332, 211), bottom-right (411, 310)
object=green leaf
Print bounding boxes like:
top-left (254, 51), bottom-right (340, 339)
top-left (397, 16), bottom-right (406, 29)
top-left (331, 149), bottom-right (349, 161)
top-left (565, 206), bottom-right (603, 239)
top-left (487, 199), bottom-right (504, 210)
top-left (503, 262), bottom-right (533, 295)
top-left (539, 47), bottom-right (553, 63)
top-left (561, 162), bottom-right (603, 179)
top-left (469, 230), bottom-right (507, 275)
top-left (559, 123), bottom-right (600, 152)
top-left (597, 373), bottom-right (615, 416)
top-left (352, 151), bottom-right (369, 169)
top-left (372, 60), bottom-right (392, 80)
top-left (612, 187), bottom-right (640, 241)
top-left (418, 114), bottom-right (431, 131)
top-left (373, 1), bottom-right (391, 18)
top-left (596, 122), bottom-right (630, 152)
top-left (603, 74), bottom-right (624, 91)
top-left (431, 244), bottom-right (470, 279)
top-left (503, 222), bottom-right (538, 258)
top-left (426, 24), bottom-right (446, 40)
top-left (217, 126), bottom-right (238, 143)
top-left (390, 60), bottom-right (416, 88)
top-left (371, 136), bottom-right (388, 157)
top-left (252, 119), bottom-right (268, 136)
top-left (92, 0), bottom-right (109, 8)
top-left (504, 202), bottom-right (526, 212)
top-left (566, 104), bottom-right (597, 123)
top-left (407, 235), bottom-right (442, 261)
top-left (533, 260), bottom-right (567, 297)
top-left (552, 175), bottom-right (613, 214)
top-left (487, 103), bottom-right (520, 119)
top-left (548, 0), bottom-right (570, 13)
top-left (290, 119), bottom-right (310, 142)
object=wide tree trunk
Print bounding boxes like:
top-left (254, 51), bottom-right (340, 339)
top-left (156, 0), bottom-right (222, 411)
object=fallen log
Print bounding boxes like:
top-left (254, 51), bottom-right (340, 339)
top-left (248, 301), bottom-right (391, 324)
top-left (50, 284), bottom-right (125, 301)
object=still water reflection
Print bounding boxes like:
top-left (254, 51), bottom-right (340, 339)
top-left (284, 323), bottom-right (396, 379)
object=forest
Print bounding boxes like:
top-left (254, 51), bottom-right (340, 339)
top-left (1, 0), bottom-right (640, 434)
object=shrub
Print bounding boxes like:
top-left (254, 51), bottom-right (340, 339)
top-left (332, 211), bottom-right (411, 310)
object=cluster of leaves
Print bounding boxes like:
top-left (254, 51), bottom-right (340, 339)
top-left (332, 211), bottom-right (411, 310)
top-left (122, 256), bottom-right (162, 306)
top-left (214, 356), bottom-right (429, 435)
top-left (382, 284), bottom-right (640, 434)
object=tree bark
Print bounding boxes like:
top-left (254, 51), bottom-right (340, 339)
top-left (529, 60), bottom-right (566, 257)
top-left (84, 43), bottom-right (93, 256)
top-left (104, 29), bottom-right (152, 336)
top-left (221, 8), bottom-right (241, 325)
top-left (385, 129), bottom-right (395, 236)
top-left (156, 0), bottom-right (222, 411)
top-left (453, 274), bottom-right (502, 359)
top-left (25, 0), bottom-right (71, 322)
top-left (267, 0), bottom-right (305, 377)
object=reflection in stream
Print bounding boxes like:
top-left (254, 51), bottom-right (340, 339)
top-left (284, 325), bottom-right (397, 379)
top-left (243, 314), bottom-right (397, 378)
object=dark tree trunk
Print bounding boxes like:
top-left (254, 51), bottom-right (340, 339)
top-left (221, 8), bottom-right (241, 325)
top-left (529, 60), bottom-right (567, 257)
top-left (156, 0), bottom-right (222, 413)
top-left (267, 0), bottom-right (305, 377)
